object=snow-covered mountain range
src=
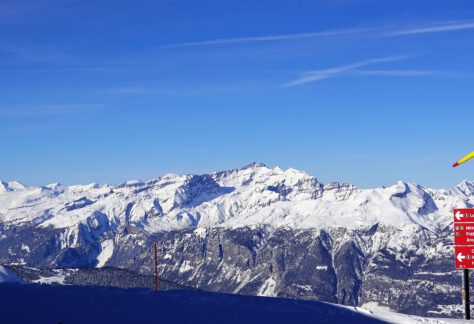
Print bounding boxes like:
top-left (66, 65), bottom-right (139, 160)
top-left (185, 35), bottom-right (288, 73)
top-left (0, 163), bottom-right (470, 318)
top-left (0, 162), bottom-right (470, 232)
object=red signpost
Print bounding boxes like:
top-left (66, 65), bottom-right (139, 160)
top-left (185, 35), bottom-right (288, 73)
top-left (454, 208), bottom-right (474, 320)
top-left (455, 224), bottom-right (474, 246)
top-left (452, 154), bottom-right (474, 320)
top-left (455, 246), bottom-right (474, 269)
top-left (454, 209), bottom-right (474, 224)
top-left (454, 208), bottom-right (474, 269)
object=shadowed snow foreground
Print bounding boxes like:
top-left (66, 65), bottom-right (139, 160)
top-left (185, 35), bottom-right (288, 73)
top-left (0, 283), bottom-right (468, 324)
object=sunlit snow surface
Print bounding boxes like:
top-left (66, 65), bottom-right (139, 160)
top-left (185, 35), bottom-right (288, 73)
top-left (0, 164), bottom-right (470, 234)
top-left (96, 239), bottom-right (114, 268)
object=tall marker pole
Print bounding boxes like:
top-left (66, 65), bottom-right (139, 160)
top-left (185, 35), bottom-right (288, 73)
top-left (154, 241), bottom-right (158, 292)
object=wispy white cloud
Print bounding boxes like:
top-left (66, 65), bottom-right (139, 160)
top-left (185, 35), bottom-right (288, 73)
top-left (352, 70), bottom-right (474, 78)
top-left (159, 20), bottom-right (474, 51)
top-left (160, 27), bottom-right (378, 48)
top-left (383, 21), bottom-right (474, 36)
top-left (283, 55), bottom-right (411, 87)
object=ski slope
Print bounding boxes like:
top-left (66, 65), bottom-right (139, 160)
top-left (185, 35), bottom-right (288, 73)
top-left (0, 282), bottom-right (469, 324)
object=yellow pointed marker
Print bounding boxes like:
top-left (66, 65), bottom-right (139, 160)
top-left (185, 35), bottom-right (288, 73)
top-left (453, 151), bottom-right (474, 167)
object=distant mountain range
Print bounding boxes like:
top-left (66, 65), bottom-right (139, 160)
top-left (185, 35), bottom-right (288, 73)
top-left (0, 163), bottom-right (470, 318)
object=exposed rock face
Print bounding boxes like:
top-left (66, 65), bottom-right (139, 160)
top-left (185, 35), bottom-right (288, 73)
top-left (148, 225), bottom-right (459, 318)
top-left (0, 164), bottom-right (470, 318)
top-left (0, 223), bottom-right (461, 317)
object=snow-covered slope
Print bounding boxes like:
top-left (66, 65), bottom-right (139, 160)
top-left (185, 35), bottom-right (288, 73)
top-left (0, 163), bottom-right (470, 233)
top-left (2, 163), bottom-right (472, 318)
top-left (0, 265), bottom-right (24, 284)
top-left (0, 281), bottom-right (468, 324)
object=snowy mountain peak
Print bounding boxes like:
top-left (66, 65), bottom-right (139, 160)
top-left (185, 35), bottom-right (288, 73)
top-left (115, 179), bottom-right (144, 189)
top-left (451, 180), bottom-right (474, 197)
top-left (0, 164), bottom-right (472, 233)
top-left (45, 183), bottom-right (62, 190)
top-left (0, 181), bottom-right (10, 193)
top-left (213, 163), bottom-right (320, 189)
top-left (240, 162), bottom-right (267, 170)
top-left (69, 183), bottom-right (102, 193)
top-left (322, 182), bottom-right (357, 201)
top-left (2, 166), bottom-right (471, 319)
top-left (0, 181), bottom-right (26, 193)
top-left (0, 182), bottom-right (9, 194)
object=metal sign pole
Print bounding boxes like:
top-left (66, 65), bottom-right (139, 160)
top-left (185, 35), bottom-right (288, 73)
top-left (465, 269), bottom-right (471, 320)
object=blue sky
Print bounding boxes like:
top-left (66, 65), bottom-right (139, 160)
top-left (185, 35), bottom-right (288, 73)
top-left (1, 0), bottom-right (474, 188)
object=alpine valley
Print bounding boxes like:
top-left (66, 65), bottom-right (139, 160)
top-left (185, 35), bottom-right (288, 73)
top-left (0, 163), bottom-right (469, 318)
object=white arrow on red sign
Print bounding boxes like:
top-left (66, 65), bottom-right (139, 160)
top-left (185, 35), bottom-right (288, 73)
top-left (456, 211), bottom-right (463, 221)
top-left (458, 253), bottom-right (466, 262)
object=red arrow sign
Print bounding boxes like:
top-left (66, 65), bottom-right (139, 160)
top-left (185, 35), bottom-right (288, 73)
top-left (454, 224), bottom-right (474, 245)
top-left (454, 209), bottom-right (474, 224)
top-left (453, 209), bottom-right (474, 269)
top-left (455, 246), bottom-right (474, 269)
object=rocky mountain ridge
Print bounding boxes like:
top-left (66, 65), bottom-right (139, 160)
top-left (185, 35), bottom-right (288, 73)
top-left (0, 163), bottom-right (470, 318)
